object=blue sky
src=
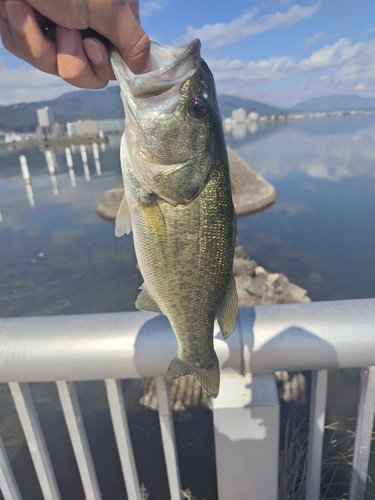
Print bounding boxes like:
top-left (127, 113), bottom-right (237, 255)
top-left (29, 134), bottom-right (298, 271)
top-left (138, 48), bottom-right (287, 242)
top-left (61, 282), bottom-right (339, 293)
top-left (1, 0), bottom-right (375, 106)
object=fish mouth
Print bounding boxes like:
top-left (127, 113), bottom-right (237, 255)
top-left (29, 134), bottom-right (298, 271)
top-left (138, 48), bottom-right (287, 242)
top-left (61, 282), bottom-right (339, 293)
top-left (110, 39), bottom-right (201, 98)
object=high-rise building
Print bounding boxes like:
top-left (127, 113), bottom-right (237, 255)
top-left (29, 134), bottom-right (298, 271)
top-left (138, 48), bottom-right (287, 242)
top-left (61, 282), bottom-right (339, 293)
top-left (36, 107), bottom-right (55, 136)
top-left (37, 107), bottom-right (55, 128)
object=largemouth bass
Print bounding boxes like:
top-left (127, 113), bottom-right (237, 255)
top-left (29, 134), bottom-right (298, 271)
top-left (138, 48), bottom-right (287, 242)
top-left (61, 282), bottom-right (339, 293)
top-left (111, 39), bottom-right (237, 398)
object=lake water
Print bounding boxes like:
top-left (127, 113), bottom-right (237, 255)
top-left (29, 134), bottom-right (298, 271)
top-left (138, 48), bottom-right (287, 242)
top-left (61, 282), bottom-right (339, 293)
top-left (0, 114), bottom-right (375, 499)
top-left (1, 114), bottom-right (375, 319)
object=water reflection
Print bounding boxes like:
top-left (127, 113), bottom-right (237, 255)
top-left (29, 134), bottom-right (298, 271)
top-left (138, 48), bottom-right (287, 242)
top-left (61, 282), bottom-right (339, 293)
top-left (229, 114), bottom-right (375, 182)
top-left (25, 183), bottom-right (36, 207)
top-left (225, 119), bottom-right (259, 140)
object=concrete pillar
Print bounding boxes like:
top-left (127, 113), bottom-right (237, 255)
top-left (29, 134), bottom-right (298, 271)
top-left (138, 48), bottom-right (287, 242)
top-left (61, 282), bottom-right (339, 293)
top-left (213, 373), bottom-right (279, 500)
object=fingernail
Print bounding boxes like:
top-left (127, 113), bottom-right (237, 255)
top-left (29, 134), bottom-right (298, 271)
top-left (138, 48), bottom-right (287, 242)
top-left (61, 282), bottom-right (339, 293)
top-left (58, 26), bottom-right (77, 55)
top-left (83, 38), bottom-right (104, 66)
top-left (5, 1), bottom-right (28, 33)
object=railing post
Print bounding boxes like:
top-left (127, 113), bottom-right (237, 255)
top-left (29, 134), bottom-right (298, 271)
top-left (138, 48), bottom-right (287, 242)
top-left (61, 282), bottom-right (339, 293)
top-left (56, 381), bottom-right (101, 500)
top-left (156, 377), bottom-right (182, 500)
top-left (349, 366), bottom-right (375, 500)
top-left (0, 436), bottom-right (22, 500)
top-left (306, 369), bottom-right (328, 500)
top-left (8, 382), bottom-right (61, 500)
top-left (213, 373), bottom-right (279, 500)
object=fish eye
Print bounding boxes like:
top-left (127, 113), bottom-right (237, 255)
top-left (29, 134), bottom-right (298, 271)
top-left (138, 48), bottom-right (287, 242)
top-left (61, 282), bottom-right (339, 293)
top-left (188, 97), bottom-right (208, 120)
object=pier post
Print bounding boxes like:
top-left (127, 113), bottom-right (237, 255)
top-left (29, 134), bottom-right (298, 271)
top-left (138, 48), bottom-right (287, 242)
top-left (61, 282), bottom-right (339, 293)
top-left (19, 155), bottom-right (31, 184)
top-left (80, 145), bottom-right (90, 181)
top-left (45, 150), bottom-right (55, 174)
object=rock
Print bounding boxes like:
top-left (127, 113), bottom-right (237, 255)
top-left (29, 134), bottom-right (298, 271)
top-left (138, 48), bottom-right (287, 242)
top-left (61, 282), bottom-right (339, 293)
top-left (286, 282), bottom-right (310, 302)
top-left (233, 258), bottom-right (257, 276)
top-left (237, 288), bottom-right (260, 307)
top-left (244, 276), bottom-right (267, 298)
top-left (255, 266), bottom-right (267, 276)
top-left (235, 256), bottom-right (311, 306)
top-left (95, 187), bottom-right (123, 222)
top-left (139, 391), bottom-right (158, 411)
top-left (234, 245), bottom-right (248, 259)
top-left (276, 371), bottom-right (307, 404)
top-left (96, 147), bottom-right (278, 222)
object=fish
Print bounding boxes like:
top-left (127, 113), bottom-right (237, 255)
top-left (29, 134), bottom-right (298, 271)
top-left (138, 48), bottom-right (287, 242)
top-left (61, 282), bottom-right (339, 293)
top-left (110, 39), bottom-right (238, 398)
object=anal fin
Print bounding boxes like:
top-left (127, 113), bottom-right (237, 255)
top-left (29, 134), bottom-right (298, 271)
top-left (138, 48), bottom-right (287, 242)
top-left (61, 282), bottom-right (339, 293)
top-left (135, 283), bottom-right (162, 313)
top-left (216, 275), bottom-right (238, 339)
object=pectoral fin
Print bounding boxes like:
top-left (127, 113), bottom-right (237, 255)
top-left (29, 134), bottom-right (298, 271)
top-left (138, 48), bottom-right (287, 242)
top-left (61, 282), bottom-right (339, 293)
top-left (153, 163), bottom-right (208, 205)
top-left (216, 275), bottom-right (238, 339)
top-left (135, 283), bottom-right (162, 313)
top-left (139, 191), bottom-right (167, 238)
top-left (115, 193), bottom-right (132, 236)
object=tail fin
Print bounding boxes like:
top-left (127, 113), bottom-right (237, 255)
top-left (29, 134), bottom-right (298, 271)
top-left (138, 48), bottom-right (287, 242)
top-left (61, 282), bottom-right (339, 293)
top-left (167, 355), bottom-right (220, 398)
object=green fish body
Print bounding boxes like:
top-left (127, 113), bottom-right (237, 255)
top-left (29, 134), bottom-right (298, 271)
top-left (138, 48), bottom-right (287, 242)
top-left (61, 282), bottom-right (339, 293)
top-left (111, 39), bottom-right (237, 397)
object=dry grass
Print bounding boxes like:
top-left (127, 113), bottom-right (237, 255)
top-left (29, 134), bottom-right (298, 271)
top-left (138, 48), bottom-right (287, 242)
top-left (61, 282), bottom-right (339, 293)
top-left (140, 484), bottom-right (202, 500)
top-left (279, 412), bottom-right (375, 500)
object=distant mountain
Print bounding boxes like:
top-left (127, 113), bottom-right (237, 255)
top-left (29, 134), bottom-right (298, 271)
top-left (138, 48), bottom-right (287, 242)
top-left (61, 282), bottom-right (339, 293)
top-left (0, 88), bottom-right (290, 133)
top-left (0, 86), bottom-right (123, 133)
top-left (218, 94), bottom-right (288, 118)
top-left (292, 95), bottom-right (375, 112)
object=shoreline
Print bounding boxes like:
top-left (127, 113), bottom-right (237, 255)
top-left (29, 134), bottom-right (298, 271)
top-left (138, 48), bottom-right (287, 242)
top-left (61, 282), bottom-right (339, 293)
top-left (0, 135), bottom-right (108, 149)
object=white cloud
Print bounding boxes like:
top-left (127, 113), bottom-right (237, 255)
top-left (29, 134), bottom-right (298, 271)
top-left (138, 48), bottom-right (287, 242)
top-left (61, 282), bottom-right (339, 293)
top-left (205, 37), bottom-right (375, 107)
top-left (0, 66), bottom-right (74, 105)
top-left (140, 0), bottom-right (168, 18)
top-left (174, 2), bottom-right (321, 50)
top-left (299, 38), bottom-right (350, 70)
top-left (209, 55), bottom-right (294, 84)
top-left (304, 31), bottom-right (324, 47)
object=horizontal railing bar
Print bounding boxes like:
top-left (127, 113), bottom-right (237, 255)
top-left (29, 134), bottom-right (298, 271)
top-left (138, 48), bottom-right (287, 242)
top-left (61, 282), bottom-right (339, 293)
top-left (0, 299), bottom-right (375, 382)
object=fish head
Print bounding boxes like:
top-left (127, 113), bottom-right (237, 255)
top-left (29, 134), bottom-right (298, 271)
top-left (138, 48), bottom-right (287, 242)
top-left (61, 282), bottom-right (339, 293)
top-left (111, 39), bottom-right (224, 206)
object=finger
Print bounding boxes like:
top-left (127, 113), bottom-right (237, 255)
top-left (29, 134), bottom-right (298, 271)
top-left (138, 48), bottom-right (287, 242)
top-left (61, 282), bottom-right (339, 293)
top-left (56, 25), bottom-right (108, 89)
top-left (87, 3), bottom-right (151, 74)
top-left (2, 0), bottom-right (58, 75)
top-left (82, 37), bottom-right (114, 81)
top-left (0, 7), bottom-right (18, 56)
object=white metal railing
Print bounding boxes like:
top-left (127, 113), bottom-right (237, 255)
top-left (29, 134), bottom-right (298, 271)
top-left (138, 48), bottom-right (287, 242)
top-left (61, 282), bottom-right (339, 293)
top-left (0, 299), bottom-right (375, 500)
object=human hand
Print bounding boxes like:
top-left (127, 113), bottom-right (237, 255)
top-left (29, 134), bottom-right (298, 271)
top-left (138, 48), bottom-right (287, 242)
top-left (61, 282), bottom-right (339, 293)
top-left (0, 0), bottom-right (151, 89)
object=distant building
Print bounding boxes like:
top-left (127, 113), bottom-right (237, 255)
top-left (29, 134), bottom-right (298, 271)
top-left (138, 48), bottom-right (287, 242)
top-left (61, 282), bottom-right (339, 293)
top-left (66, 120), bottom-right (98, 136)
top-left (232, 108), bottom-right (247, 122)
top-left (248, 112), bottom-right (259, 121)
top-left (52, 123), bottom-right (66, 136)
top-left (36, 106), bottom-right (55, 137)
top-left (97, 119), bottom-right (125, 134)
top-left (3, 132), bottom-right (37, 142)
top-left (66, 119), bottom-right (125, 137)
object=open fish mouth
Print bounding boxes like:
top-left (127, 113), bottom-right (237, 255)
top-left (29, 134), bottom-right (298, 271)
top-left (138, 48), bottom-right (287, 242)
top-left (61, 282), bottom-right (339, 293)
top-left (110, 39), bottom-right (201, 99)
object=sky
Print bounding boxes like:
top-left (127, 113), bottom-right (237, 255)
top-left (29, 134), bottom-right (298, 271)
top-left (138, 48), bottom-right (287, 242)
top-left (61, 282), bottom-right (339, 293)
top-left (0, 0), bottom-right (375, 107)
